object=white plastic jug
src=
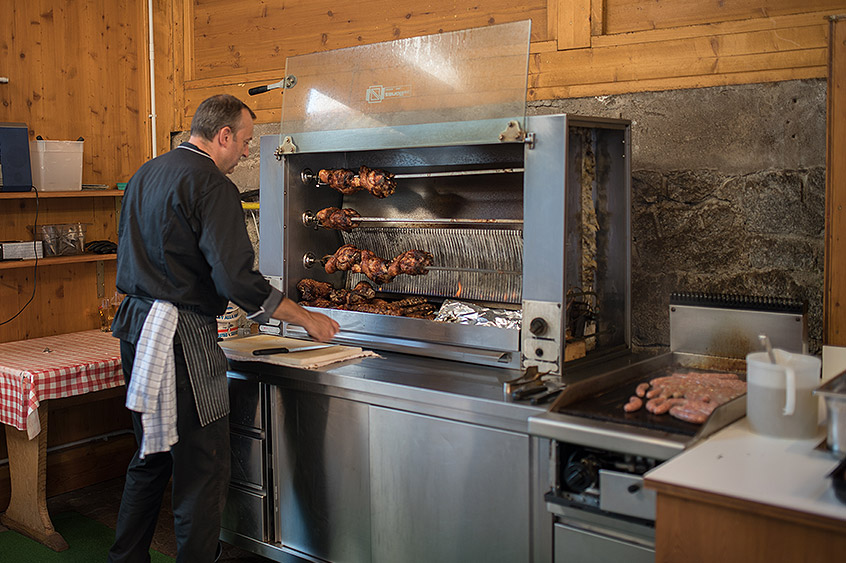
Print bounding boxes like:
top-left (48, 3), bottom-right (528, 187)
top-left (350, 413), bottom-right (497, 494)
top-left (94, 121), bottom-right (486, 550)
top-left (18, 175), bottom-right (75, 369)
top-left (746, 350), bottom-right (821, 439)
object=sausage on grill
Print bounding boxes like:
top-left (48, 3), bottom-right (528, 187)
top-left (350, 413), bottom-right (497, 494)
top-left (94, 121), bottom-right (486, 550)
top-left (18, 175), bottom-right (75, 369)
top-left (622, 372), bottom-right (745, 424)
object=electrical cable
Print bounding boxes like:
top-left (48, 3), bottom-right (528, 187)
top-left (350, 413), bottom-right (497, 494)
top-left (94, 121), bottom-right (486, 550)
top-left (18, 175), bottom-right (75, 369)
top-left (1, 186), bottom-right (39, 326)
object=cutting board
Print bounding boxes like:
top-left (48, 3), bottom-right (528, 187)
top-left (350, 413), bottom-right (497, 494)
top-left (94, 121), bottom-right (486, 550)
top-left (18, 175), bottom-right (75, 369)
top-left (218, 335), bottom-right (364, 367)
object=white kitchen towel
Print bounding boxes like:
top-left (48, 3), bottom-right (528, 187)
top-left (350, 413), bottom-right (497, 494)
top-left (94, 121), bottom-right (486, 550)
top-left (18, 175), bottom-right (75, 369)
top-left (125, 300), bottom-right (179, 458)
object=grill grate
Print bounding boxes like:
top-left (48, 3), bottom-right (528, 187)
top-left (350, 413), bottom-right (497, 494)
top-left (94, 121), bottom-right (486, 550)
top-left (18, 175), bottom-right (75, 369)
top-left (342, 227), bottom-right (523, 304)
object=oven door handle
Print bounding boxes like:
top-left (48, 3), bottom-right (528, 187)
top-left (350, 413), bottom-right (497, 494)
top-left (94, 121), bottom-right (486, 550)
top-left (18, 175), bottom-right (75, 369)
top-left (555, 519), bottom-right (655, 551)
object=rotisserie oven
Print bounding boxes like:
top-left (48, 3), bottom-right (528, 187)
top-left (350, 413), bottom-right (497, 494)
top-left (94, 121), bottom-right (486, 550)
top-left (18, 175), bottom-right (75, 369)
top-left (258, 20), bottom-right (631, 375)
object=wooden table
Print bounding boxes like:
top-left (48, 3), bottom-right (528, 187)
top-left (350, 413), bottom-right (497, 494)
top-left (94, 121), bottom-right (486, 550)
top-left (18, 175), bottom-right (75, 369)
top-left (0, 330), bottom-right (123, 551)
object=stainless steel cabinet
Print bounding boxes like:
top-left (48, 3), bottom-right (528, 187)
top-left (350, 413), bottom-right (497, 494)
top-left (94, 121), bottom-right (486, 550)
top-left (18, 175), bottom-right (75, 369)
top-left (272, 388), bottom-right (371, 563)
top-left (223, 376), bottom-right (271, 543)
top-left (267, 388), bottom-right (545, 563)
top-left (225, 365), bottom-right (552, 563)
top-left (370, 407), bottom-right (532, 563)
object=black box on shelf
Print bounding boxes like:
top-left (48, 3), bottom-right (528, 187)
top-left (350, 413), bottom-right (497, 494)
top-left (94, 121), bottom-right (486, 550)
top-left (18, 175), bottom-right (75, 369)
top-left (0, 123), bottom-right (33, 192)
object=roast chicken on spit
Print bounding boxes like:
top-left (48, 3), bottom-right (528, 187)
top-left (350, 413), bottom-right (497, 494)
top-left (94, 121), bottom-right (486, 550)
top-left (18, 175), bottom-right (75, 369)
top-left (317, 166), bottom-right (397, 198)
top-left (323, 244), bottom-right (433, 285)
top-left (296, 279), bottom-right (436, 319)
top-left (315, 207), bottom-right (361, 231)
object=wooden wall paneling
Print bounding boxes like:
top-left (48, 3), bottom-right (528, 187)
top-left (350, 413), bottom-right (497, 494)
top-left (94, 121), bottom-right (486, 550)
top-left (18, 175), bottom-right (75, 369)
top-left (0, 262), bottom-right (117, 342)
top-left (0, 197), bottom-right (116, 244)
top-left (31, 3), bottom-right (88, 170)
top-left (188, 0), bottom-right (550, 80)
top-left (546, 0), bottom-right (559, 40)
top-left (147, 0), bottom-right (190, 142)
top-left (183, 75), bottom-right (285, 128)
top-left (529, 65), bottom-right (823, 99)
top-left (1, 1), bottom-right (141, 343)
top-left (171, 2), bottom-right (837, 121)
top-left (590, 0), bottom-right (606, 37)
top-left (530, 22), bottom-right (827, 97)
top-left (0, 195), bottom-right (119, 342)
top-left (603, 0), bottom-right (844, 35)
top-left (166, 0), bottom-right (195, 133)
top-left (0, 2), bottom-right (32, 122)
top-left (826, 15), bottom-right (846, 346)
top-left (181, 1), bottom-right (553, 126)
top-left (590, 10), bottom-right (834, 48)
top-left (121, 0), bottom-right (153, 172)
top-left (80, 1), bottom-right (110, 181)
top-left (557, 0), bottom-right (591, 50)
top-left (0, 1), bottom-right (151, 185)
top-left (150, 0), bottom-right (179, 157)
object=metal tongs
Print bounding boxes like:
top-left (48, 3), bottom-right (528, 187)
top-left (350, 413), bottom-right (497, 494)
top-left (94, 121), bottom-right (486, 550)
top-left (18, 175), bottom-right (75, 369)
top-left (504, 366), bottom-right (566, 405)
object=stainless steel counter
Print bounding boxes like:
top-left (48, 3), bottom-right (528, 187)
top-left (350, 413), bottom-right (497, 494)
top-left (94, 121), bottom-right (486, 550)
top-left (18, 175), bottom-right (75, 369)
top-left (227, 351), bottom-right (551, 433)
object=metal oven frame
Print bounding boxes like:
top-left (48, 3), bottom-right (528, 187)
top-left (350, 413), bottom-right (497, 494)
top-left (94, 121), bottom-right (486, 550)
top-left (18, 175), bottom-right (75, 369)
top-left (259, 114), bottom-right (632, 375)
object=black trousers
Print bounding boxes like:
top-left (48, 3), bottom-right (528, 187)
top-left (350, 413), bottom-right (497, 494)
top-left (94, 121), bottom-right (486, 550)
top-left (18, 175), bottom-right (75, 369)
top-left (107, 337), bottom-right (230, 563)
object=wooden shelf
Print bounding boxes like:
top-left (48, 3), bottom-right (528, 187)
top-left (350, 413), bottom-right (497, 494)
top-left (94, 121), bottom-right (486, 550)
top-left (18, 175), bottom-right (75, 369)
top-left (0, 190), bottom-right (124, 199)
top-left (0, 253), bottom-right (116, 270)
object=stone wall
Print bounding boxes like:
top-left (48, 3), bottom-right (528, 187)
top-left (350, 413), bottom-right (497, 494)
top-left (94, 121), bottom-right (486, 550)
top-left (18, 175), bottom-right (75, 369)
top-left (529, 79), bottom-right (826, 354)
top-left (180, 78), bottom-right (826, 354)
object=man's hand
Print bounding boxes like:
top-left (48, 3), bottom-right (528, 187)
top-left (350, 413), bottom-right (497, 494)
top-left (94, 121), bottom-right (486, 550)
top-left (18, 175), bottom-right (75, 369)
top-left (300, 308), bottom-right (340, 342)
top-left (270, 297), bottom-right (340, 342)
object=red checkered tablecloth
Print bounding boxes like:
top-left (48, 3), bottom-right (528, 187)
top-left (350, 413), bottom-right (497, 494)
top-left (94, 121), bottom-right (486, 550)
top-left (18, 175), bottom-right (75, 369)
top-left (0, 330), bottom-right (124, 438)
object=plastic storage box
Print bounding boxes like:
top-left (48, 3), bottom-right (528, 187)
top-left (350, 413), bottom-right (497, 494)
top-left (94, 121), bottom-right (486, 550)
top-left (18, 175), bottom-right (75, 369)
top-left (41, 223), bottom-right (86, 256)
top-left (30, 139), bottom-right (83, 191)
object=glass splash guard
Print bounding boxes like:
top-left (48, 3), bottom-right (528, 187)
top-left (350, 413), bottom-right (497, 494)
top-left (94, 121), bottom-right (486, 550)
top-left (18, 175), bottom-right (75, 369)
top-left (279, 20), bottom-right (531, 153)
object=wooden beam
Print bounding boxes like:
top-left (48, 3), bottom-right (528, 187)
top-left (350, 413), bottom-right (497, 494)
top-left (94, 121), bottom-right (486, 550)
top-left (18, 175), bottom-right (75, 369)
top-left (592, 11), bottom-right (835, 48)
top-left (603, 0), bottom-right (846, 35)
top-left (591, 0), bottom-right (606, 37)
top-left (557, 0), bottom-right (592, 50)
top-left (528, 65), bottom-right (823, 99)
top-left (532, 25), bottom-right (826, 88)
top-left (825, 15), bottom-right (846, 346)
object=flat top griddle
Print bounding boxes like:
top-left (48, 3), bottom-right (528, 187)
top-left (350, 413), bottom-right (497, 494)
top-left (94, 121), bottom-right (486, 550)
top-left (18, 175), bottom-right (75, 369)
top-left (555, 363), bottom-right (746, 437)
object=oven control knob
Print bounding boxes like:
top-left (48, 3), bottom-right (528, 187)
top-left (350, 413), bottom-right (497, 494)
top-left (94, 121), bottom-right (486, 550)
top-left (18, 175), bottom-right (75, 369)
top-left (563, 451), bottom-right (599, 493)
top-left (529, 317), bottom-right (548, 336)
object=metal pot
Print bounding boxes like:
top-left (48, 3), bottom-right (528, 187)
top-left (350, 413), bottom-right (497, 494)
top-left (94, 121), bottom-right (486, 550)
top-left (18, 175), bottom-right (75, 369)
top-left (814, 370), bottom-right (846, 458)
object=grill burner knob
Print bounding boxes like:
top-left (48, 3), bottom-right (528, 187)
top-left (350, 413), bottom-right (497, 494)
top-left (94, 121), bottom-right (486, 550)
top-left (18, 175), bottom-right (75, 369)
top-left (529, 317), bottom-right (548, 336)
top-left (563, 450), bottom-right (599, 493)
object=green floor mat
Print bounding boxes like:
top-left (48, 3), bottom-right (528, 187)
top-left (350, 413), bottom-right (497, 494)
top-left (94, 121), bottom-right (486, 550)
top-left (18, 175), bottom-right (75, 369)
top-left (0, 511), bottom-right (174, 562)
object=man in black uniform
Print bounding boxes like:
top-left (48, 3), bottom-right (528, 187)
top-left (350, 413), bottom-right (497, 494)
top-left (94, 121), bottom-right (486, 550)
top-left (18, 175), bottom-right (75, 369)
top-left (108, 94), bottom-right (339, 563)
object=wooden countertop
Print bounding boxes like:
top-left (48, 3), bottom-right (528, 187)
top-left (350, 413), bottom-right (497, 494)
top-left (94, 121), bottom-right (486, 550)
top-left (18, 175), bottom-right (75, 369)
top-left (644, 417), bottom-right (846, 524)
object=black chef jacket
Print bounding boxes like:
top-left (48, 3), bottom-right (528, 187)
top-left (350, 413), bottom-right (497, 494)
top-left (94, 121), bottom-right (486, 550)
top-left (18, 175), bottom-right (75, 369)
top-left (112, 142), bottom-right (283, 425)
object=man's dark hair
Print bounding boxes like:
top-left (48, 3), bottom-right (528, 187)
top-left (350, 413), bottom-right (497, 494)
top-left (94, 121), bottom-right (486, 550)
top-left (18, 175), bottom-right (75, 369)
top-left (190, 94), bottom-right (257, 141)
